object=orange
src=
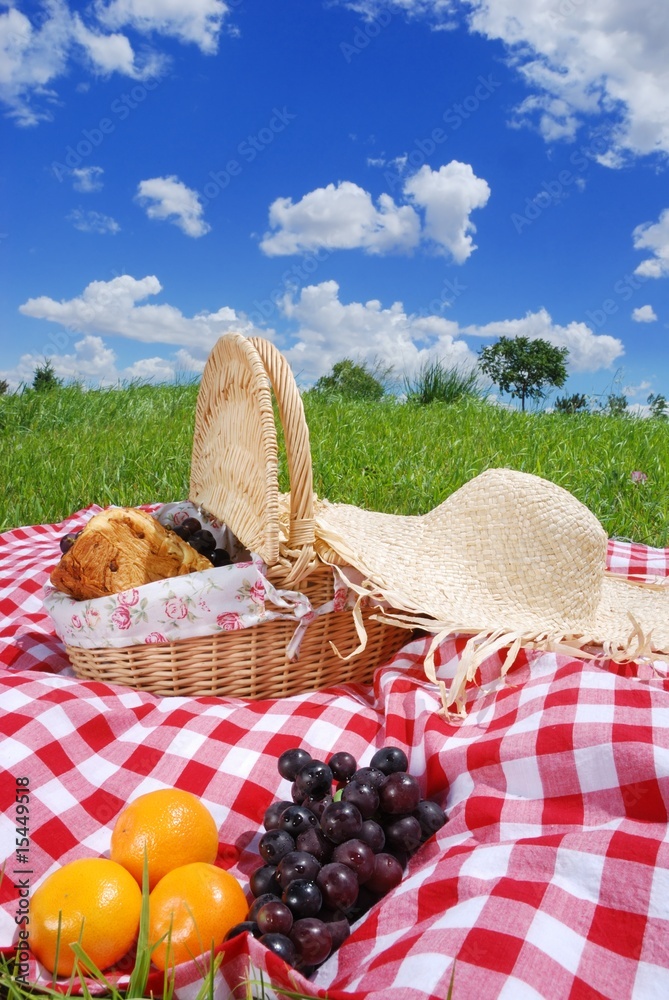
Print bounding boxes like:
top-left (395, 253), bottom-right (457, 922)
top-left (148, 862), bottom-right (248, 971)
top-left (30, 858), bottom-right (141, 976)
top-left (110, 788), bottom-right (219, 890)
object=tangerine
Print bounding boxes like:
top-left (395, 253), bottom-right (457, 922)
top-left (110, 788), bottom-right (219, 890)
top-left (29, 858), bottom-right (141, 976)
top-left (148, 862), bottom-right (248, 971)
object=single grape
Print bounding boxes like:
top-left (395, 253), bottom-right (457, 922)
top-left (316, 862), bottom-right (359, 912)
top-left (189, 530), bottom-right (216, 554)
top-left (296, 826), bottom-right (333, 864)
top-left (366, 853), bottom-right (403, 895)
top-left (278, 748), bottom-right (312, 781)
top-left (291, 781), bottom-right (306, 804)
top-left (353, 766), bottom-right (388, 790)
top-left (341, 780), bottom-right (379, 820)
top-left (319, 908), bottom-right (351, 951)
top-left (358, 819), bottom-right (385, 852)
top-left (332, 838), bottom-right (375, 884)
top-left (302, 793), bottom-right (333, 819)
top-left (290, 918), bottom-right (332, 966)
top-left (328, 751), bottom-right (357, 783)
top-left (414, 799), bottom-right (447, 840)
top-left (384, 815), bottom-right (422, 854)
top-left (224, 920), bottom-right (260, 941)
top-left (248, 892), bottom-right (281, 919)
top-left (370, 746), bottom-right (409, 775)
top-left (378, 771), bottom-right (421, 815)
top-left (279, 805), bottom-right (319, 837)
top-left (181, 516), bottom-right (202, 534)
top-left (281, 879), bottom-right (323, 918)
top-left (295, 760), bottom-right (333, 798)
top-left (210, 547), bottom-right (231, 567)
top-left (277, 851), bottom-right (321, 889)
top-left (320, 801), bottom-right (363, 844)
top-left (256, 900), bottom-right (294, 936)
top-left (259, 829), bottom-right (295, 865)
top-left (259, 933), bottom-right (297, 966)
top-left (172, 525), bottom-right (191, 541)
top-left (59, 531), bottom-right (80, 554)
top-left (263, 800), bottom-right (293, 831)
top-left (250, 865), bottom-right (282, 898)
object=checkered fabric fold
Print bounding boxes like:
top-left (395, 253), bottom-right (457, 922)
top-left (2, 510), bottom-right (669, 999)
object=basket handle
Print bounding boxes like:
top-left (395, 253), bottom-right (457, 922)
top-left (249, 337), bottom-right (317, 586)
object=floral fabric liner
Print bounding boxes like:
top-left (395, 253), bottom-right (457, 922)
top-left (43, 501), bottom-right (352, 658)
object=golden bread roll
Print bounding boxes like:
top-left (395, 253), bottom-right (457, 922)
top-left (50, 507), bottom-right (212, 601)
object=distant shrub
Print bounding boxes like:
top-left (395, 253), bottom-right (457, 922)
top-left (0, 379), bottom-right (7, 396)
top-left (648, 393), bottom-right (668, 419)
top-left (404, 359), bottom-right (484, 405)
top-left (309, 359), bottom-right (387, 401)
top-left (554, 392), bottom-right (589, 414)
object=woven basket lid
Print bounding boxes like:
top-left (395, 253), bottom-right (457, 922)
top-left (190, 334), bottom-right (281, 565)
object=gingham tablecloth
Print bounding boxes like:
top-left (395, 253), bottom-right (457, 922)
top-left (2, 507), bottom-right (669, 1000)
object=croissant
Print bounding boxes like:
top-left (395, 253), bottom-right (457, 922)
top-left (50, 507), bottom-right (212, 601)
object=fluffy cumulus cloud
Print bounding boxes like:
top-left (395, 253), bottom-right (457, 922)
top-left (281, 279), bottom-right (476, 383)
top-left (633, 209), bottom-right (669, 278)
top-left (632, 305), bottom-right (657, 323)
top-left (404, 162), bottom-right (490, 262)
top-left (6, 275), bottom-right (625, 390)
top-left (135, 176), bottom-right (210, 237)
top-left (18, 274), bottom-right (254, 355)
top-left (0, 0), bottom-right (230, 125)
top-left (344, 0), bottom-right (669, 163)
top-left (460, 307), bottom-right (624, 373)
top-left (261, 162), bottom-right (490, 263)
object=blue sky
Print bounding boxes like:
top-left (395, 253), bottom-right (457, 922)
top-left (1, 0), bottom-right (668, 410)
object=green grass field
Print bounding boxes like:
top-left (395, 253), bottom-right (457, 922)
top-left (1, 383), bottom-right (668, 546)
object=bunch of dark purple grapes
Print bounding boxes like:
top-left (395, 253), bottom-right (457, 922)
top-left (171, 516), bottom-right (231, 567)
top-left (226, 745), bottom-right (446, 974)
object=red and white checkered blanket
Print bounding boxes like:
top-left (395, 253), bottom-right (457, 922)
top-left (2, 507), bottom-right (669, 1000)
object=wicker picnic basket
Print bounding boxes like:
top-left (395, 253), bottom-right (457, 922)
top-left (65, 334), bottom-right (407, 698)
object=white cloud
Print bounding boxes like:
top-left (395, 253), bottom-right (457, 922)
top-left (0, 0), bottom-right (231, 125)
top-left (346, 0), bottom-right (669, 163)
top-left (260, 162), bottom-right (490, 262)
top-left (9, 276), bottom-right (626, 391)
top-left (404, 161), bottom-right (491, 262)
top-left (94, 0), bottom-right (228, 55)
top-left (632, 305), bottom-right (657, 323)
top-left (18, 274), bottom-right (255, 355)
top-left (71, 166), bottom-right (104, 192)
top-left (260, 181), bottom-right (421, 257)
top-left (633, 209), bottom-right (669, 278)
top-left (67, 208), bottom-right (120, 234)
top-left (135, 176), bottom-right (210, 237)
top-left (623, 380), bottom-right (651, 397)
top-left (460, 307), bottom-right (624, 373)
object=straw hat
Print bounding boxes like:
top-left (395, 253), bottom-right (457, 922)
top-left (312, 468), bottom-right (669, 716)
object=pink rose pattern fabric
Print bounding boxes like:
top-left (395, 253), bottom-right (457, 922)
top-left (43, 501), bottom-right (351, 650)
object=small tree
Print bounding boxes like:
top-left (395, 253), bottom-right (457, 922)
top-left (648, 393), bottom-right (668, 419)
top-left (0, 378), bottom-right (8, 395)
top-left (604, 392), bottom-right (628, 416)
top-left (554, 392), bottom-right (588, 414)
top-left (311, 358), bottom-right (386, 401)
top-left (477, 336), bottom-right (568, 411)
top-left (32, 359), bottom-right (62, 391)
